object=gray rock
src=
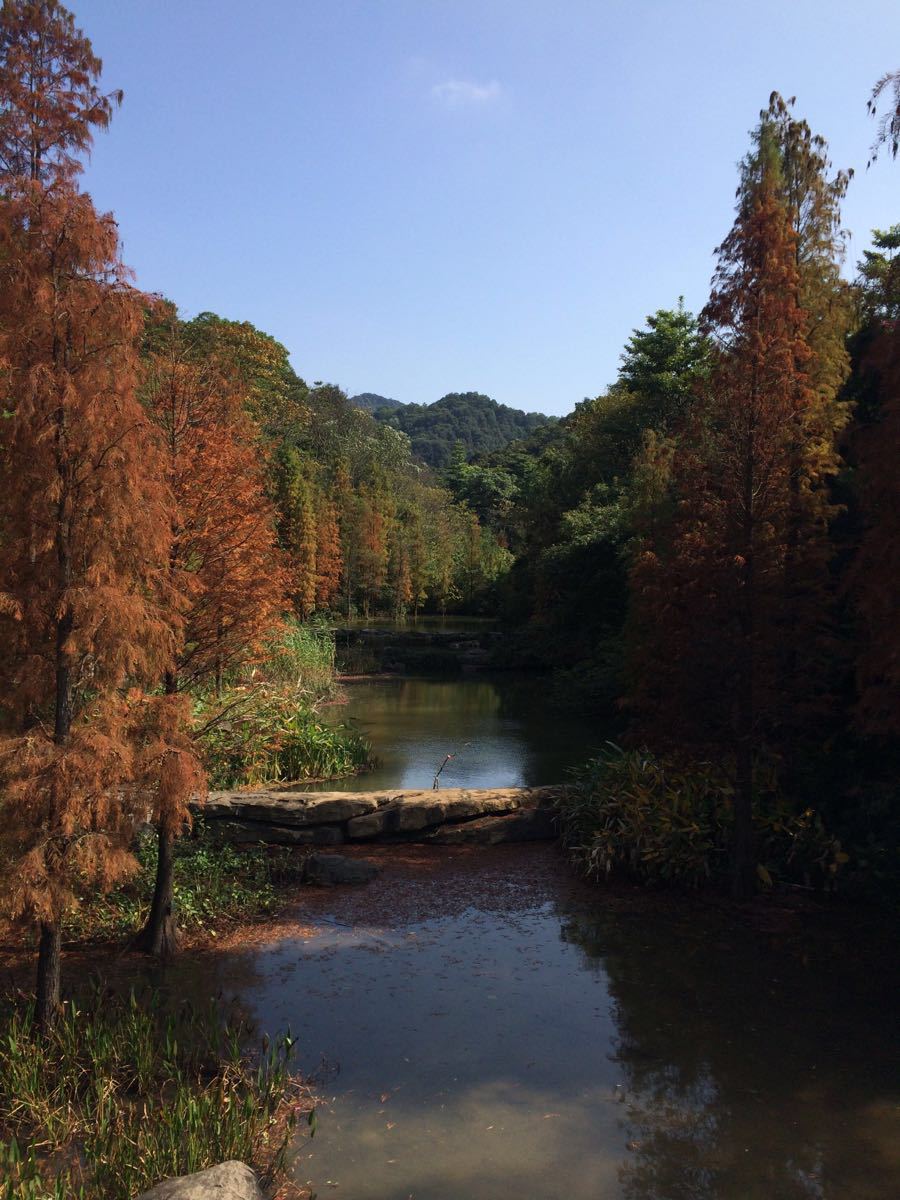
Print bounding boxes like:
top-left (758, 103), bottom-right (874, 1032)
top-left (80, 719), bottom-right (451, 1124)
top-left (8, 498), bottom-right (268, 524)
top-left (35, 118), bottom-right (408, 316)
top-left (426, 807), bottom-right (558, 844)
top-left (303, 852), bottom-right (379, 886)
top-left (345, 789), bottom-right (529, 840)
top-left (200, 791), bottom-right (381, 827)
top-left (206, 821), bottom-right (344, 846)
top-left (135, 1161), bottom-right (263, 1200)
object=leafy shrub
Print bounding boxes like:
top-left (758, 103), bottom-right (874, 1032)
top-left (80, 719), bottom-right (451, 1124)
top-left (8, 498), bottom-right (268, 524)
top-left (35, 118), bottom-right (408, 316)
top-left (195, 684), bottom-right (372, 788)
top-left (560, 744), bottom-right (847, 890)
top-left (0, 990), bottom-right (310, 1200)
top-left (67, 825), bottom-right (307, 941)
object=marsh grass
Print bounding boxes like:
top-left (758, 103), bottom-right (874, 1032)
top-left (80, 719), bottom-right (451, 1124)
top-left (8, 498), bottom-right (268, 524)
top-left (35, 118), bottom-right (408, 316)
top-left (0, 989), bottom-right (311, 1200)
top-left (561, 744), bottom-right (848, 890)
top-left (196, 689), bottom-right (373, 789)
top-left (194, 620), bottom-right (374, 789)
top-left (262, 619), bottom-right (339, 699)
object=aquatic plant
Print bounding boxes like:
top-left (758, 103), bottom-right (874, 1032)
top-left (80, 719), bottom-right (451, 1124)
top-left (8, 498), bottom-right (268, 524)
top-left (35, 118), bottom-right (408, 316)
top-left (196, 684), bottom-right (372, 788)
top-left (0, 990), bottom-right (311, 1200)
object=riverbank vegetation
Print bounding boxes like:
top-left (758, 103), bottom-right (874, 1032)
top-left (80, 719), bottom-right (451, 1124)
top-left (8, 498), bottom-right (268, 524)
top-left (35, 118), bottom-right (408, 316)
top-left (0, 990), bottom-right (308, 1200)
top-left (64, 826), bottom-right (309, 943)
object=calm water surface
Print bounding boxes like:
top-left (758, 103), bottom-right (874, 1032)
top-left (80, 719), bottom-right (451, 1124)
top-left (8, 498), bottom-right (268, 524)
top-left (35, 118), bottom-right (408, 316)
top-left (199, 845), bottom-right (900, 1200)
top-left (320, 673), bottom-right (605, 791)
top-left (197, 655), bottom-right (899, 1197)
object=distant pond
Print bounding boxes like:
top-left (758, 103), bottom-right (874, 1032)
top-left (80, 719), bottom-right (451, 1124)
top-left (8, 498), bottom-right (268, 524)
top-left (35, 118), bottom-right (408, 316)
top-left (189, 625), bottom-right (900, 1199)
top-left (318, 672), bottom-right (605, 792)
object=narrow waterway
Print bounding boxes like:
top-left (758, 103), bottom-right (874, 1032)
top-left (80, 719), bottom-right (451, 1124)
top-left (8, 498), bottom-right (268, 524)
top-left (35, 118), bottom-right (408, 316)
top-left (207, 843), bottom-right (900, 1200)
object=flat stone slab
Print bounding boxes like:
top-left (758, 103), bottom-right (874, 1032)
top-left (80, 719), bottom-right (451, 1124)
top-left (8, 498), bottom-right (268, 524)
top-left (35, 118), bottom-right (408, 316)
top-left (193, 786), bottom-right (565, 845)
top-left (303, 852), bottom-right (380, 886)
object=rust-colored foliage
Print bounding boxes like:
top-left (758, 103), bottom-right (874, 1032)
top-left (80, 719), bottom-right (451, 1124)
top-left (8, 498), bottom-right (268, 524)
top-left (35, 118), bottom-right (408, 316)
top-left (315, 498), bottom-right (343, 610)
top-left (0, 0), bottom-right (122, 185)
top-left (628, 169), bottom-right (822, 896)
top-left (0, 178), bottom-right (175, 996)
top-left (142, 323), bottom-right (289, 693)
top-left (0, 0), bottom-right (199, 1011)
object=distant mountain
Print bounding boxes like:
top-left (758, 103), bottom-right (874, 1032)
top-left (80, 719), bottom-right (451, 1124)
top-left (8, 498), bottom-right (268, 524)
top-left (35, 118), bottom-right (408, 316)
top-left (350, 392), bottom-right (404, 413)
top-left (372, 391), bottom-right (554, 469)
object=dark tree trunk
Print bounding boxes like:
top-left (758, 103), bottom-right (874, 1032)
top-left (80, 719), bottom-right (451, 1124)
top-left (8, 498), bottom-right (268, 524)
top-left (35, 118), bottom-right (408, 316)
top-left (35, 922), bottom-right (62, 1032)
top-left (732, 369), bottom-right (758, 903)
top-left (732, 739), bottom-right (756, 900)
top-left (137, 669), bottom-right (182, 957)
top-left (135, 824), bottom-right (180, 957)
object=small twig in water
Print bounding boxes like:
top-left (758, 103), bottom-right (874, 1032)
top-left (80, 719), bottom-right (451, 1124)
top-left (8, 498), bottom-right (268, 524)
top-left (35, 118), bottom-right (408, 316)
top-left (433, 754), bottom-right (455, 790)
top-left (432, 743), bottom-right (471, 790)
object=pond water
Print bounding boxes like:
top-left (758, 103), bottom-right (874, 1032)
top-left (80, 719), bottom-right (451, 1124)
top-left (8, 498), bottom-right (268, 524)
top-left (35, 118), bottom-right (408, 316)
top-left (320, 674), bottom-right (606, 791)
top-left (207, 844), bottom-right (900, 1200)
top-left (199, 644), bottom-right (900, 1197)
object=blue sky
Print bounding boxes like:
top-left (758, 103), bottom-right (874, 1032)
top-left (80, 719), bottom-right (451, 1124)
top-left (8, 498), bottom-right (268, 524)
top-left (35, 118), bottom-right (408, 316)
top-left (77, 0), bottom-right (900, 416)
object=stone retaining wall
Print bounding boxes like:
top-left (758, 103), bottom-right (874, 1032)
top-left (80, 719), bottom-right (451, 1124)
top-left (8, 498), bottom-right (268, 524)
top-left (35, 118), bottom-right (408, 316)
top-left (193, 785), bottom-right (564, 846)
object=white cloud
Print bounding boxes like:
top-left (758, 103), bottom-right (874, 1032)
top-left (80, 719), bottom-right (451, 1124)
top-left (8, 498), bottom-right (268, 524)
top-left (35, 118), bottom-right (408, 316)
top-left (431, 78), bottom-right (502, 108)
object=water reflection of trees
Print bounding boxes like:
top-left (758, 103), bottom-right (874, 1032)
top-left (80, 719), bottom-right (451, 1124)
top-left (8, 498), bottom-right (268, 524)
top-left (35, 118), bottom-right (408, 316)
top-left (558, 904), bottom-right (900, 1200)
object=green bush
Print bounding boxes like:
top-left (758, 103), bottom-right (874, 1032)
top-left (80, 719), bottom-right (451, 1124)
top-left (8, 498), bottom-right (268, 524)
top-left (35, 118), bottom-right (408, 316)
top-left (0, 990), bottom-right (310, 1200)
top-left (560, 744), bottom-right (847, 891)
top-left (195, 684), bottom-right (372, 788)
top-left (67, 825), bottom-right (307, 941)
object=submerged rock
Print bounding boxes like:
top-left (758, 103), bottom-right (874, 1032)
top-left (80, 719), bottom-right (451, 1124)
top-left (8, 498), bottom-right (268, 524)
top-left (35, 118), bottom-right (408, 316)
top-left (135, 1160), bottom-right (263, 1200)
top-left (303, 852), bottom-right (380, 886)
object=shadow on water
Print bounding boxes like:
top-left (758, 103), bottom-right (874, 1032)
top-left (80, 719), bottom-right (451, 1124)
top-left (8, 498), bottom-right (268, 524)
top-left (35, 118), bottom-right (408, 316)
top-left (181, 845), bottom-right (900, 1200)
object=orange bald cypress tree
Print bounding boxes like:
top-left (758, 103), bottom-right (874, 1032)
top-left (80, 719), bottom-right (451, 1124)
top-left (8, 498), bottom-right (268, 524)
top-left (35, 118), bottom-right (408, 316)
top-left (0, 0), bottom-right (122, 187)
top-left (315, 497), bottom-right (343, 611)
top-left (138, 320), bottom-right (288, 954)
top-left (0, 0), bottom-right (183, 1025)
top-left (143, 322), bottom-right (288, 691)
top-left (629, 163), bottom-right (821, 897)
top-left (0, 188), bottom-right (175, 1023)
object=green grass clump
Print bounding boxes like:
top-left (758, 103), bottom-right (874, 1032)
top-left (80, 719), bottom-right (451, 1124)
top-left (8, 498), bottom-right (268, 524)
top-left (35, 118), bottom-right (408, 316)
top-left (262, 618), bottom-right (339, 699)
top-left (191, 618), bottom-right (373, 789)
top-left (0, 990), bottom-right (311, 1200)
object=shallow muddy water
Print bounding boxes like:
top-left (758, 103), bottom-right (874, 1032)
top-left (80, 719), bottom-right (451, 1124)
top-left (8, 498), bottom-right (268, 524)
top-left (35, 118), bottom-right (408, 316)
top-left (321, 674), bottom-right (605, 791)
top-left (201, 845), bottom-right (900, 1200)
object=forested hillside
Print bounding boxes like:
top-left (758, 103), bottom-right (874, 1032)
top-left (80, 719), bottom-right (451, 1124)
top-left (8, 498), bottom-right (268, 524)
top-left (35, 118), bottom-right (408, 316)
top-left (349, 391), bottom-right (403, 412)
top-left (370, 391), bottom-right (553, 467)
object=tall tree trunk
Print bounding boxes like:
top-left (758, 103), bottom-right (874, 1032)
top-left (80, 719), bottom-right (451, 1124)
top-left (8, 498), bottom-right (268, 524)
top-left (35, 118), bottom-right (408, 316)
top-left (136, 825), bottom-right (180, 957)
top-left (732, 725), bottom-right (756, 901)
top-left (137, 670), bottom-right (182, 957)
top-left (35, 921), bottom-right (62, 1032)
top-left (733, 397), bottom-right (758, 902)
